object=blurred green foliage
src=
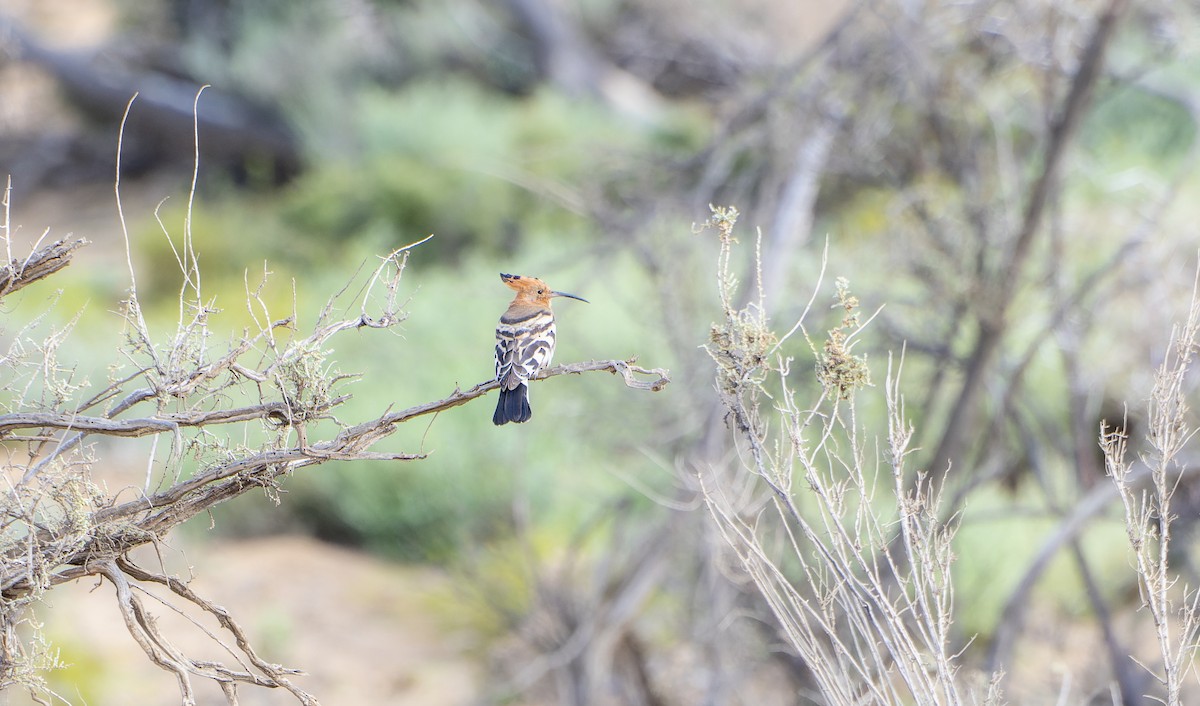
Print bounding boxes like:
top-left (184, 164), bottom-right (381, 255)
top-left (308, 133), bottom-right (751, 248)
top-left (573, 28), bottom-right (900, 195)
top-left (286, 248), bottom-right (680, 562)
top-left (134, 76), bottom-right (705, 303)
top-left (165, 225), bottom-right (683, 562)
top-left (281, 80), bottom-right (703, 261)
top-left (1084, 86), bottom-right (1195, 164)
top-left (953, 489), bottom-right (1134, 638)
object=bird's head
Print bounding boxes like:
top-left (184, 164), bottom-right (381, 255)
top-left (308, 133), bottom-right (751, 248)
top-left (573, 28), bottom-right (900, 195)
top-left (500, 273), bottom-right (588, 307)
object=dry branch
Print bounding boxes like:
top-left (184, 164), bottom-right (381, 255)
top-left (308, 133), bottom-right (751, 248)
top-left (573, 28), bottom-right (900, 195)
top-left (382, 358), bottom-right (670, 425)
top-left (1, 345), bottom-right (667, 706)
top-left (0, 239), bottom-right (88, 299)
top-left (1102, 265), bottom-right (1200, 705)
top-left (697, 206), bottom-right (997, 706)
top-left (2, 357), bottom-right (670, 600)
top-left (116, 557), bottom-right (318, 705)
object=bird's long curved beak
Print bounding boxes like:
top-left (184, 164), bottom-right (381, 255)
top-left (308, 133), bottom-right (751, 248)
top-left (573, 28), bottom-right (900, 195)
top-left (552, 290), bottom-right (589, 303)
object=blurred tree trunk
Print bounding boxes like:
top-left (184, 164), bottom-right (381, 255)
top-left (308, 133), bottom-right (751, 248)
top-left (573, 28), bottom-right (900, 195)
top-left (926, 0), bottom-right (1130, 480)
top-left (0, 12), bottom-right (299, 182)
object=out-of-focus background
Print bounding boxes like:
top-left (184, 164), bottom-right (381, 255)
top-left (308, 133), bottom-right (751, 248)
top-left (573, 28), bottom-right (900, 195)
top-left (2, 0), bottom-right (1199, 704)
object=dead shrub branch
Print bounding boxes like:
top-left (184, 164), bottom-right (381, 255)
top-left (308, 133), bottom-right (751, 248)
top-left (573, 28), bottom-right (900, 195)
top-left (1102, 261), bottom-right (1200, 705)
top-left (698, 205), bottom-right (1001, 706)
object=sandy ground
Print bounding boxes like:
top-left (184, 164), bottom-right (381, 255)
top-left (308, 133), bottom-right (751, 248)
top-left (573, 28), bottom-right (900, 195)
top-left (6, 535), bottom-right (484, 706)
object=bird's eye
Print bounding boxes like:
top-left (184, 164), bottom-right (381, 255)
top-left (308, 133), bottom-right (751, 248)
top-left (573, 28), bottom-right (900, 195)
top-left (538, 289), bottom-right (544, 294)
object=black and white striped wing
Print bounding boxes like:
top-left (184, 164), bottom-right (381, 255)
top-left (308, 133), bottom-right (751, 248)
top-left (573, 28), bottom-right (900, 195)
top-left (495, 309), bottom-right (556, 389)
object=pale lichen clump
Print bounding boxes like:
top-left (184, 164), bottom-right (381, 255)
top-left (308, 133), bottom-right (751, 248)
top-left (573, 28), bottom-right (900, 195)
top-left (816, 277), bottom-right (872, 399)
top-left (699, 205), bottom-right (778, 397)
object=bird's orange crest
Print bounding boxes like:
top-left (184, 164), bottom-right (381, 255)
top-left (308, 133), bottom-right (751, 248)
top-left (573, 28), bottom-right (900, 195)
top-left (499, 273), bottom-right (588, 307)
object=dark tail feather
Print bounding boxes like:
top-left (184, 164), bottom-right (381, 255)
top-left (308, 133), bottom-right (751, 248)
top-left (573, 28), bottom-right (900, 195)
top-left (493, 384), bottom-right (532, 425)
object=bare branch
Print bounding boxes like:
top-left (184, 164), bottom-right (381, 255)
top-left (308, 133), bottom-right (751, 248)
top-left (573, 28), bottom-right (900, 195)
top-left (0, 238), bottom-right (88, 299)
top-left (2, 357), bottom-right (668, 599)
top-left (0, 403), bottom-right (291, 437)
top-left (117, 557), bottom-right (319, 706)
top-left (358, 359), bottom-right (670, 432)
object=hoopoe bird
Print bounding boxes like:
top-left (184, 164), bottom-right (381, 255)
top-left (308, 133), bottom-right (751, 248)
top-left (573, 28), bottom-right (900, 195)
top-left (493, 273), bottom-right (588, 425)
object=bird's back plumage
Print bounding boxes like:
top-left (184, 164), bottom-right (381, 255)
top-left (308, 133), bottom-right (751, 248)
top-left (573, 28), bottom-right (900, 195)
top-left (493, 304), bottom-right (556, 425)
